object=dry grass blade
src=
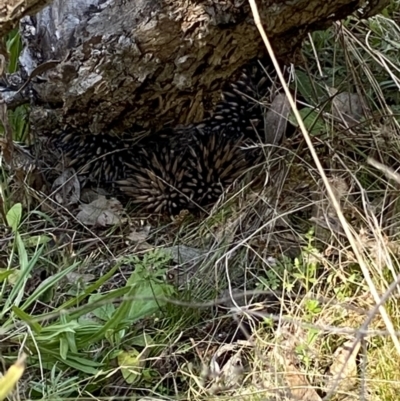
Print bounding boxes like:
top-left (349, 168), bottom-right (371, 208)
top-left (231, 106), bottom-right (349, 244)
top-left (248, 0), bottom-right (400, 357)
top-left (367, 157), bottom-right (400, 185)
top-left (0, 353), bottom-right (26, 401)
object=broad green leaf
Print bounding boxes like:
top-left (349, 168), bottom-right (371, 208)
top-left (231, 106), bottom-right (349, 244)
top-left (85, 274), bottom-right (173, 344)
top-left (125, 271), bottom-right (174, 322)
top-left (6, 203), bottom-right (22, 232)
top-left (117, 349), bottom-right (143, 384)
top-left (126, 281), bottom-right (168, 322)
top-left (89, 293), bottom-right (115, 321)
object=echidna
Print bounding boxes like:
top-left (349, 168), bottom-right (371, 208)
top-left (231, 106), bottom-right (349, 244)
top-left (116, 125), bottom-right (260, 214)
top-left (53, 60), bottom-right (277, 215)
top-left (56, 130), bottom-right (134, 183)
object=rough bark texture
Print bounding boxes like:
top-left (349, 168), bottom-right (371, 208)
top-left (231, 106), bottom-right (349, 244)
top-left (0, 0), bottom-right (390, 136)
top-left (0, 0), bottom-right (53, 37)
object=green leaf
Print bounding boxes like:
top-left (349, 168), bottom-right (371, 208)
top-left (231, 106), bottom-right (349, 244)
top-left (29, 210), bottom-right (56, 225)
top-left (60, 336), bottom-right (69, 360)
top-left (117, 349), bottom-right (143, 384)
top-left (130, 332), bottom-right (154, 348)
top-left (66, 354), bottom-right (102, 368)
top-left (11, 306), bottom-right (42, 334)
top-left (9, 106), bottom-right (29, 142)
top-left (6, 203), bottom-right (22, 232)
top-left (126, 281), bottom-right (169, 322)
top-left (85, 271), bottom-right (173, 345)
top-left (84, 286), bottom-right (137, 344)
top-left (125, 268), bottom-right (173, 322)
top-left (288, 107), bottom-right (326, 136)
top-left (0, 269), bottom-right (16, 283)
top-left (89, 293), bottom-right (115, 321)
top-left (16, 233), bottom-right (28, 271)
top-left (6, 29), bottom-right (22, 74)
top-left (60, 312), bottom-right (78, 354)
top-left (38, 347), bottom-right (101, 374)
top-left (56, 354), bottom-right (101, 374)
top-left (1, 242), bottom-right (43, 318)
top-left (56, 262), bottom-right (120, 312)
top-left (19, 262), bottom-right (79, 311)
top-left (36, 322), bottom-right (79, 341)
top-left (295, 70), bottom-right (326, 105)
top-left (69, 286), bottom-right (132, 322)
top-left (24, 235), bottom-right (52, 248)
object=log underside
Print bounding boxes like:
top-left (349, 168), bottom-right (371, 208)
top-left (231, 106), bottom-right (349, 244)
top-left (0, 0), bottom-right (391, 138)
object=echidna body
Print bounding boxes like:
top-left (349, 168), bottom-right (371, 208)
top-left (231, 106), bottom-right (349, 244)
top-left (53, 60), bottom-right (275, 215)
top-left (118, 143), bottom-right (191, 214)
top-left (117, 125), bottom-right (260, 214)
top-left (55, 130), bottom-right (135, 183)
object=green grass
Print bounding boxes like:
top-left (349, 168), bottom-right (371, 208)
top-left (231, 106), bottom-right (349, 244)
top-left (2, 1), bottom-right (400, 400)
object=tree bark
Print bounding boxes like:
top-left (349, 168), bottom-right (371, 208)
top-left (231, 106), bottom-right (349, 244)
top-left (0, 0), bottom-right (390, 136)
